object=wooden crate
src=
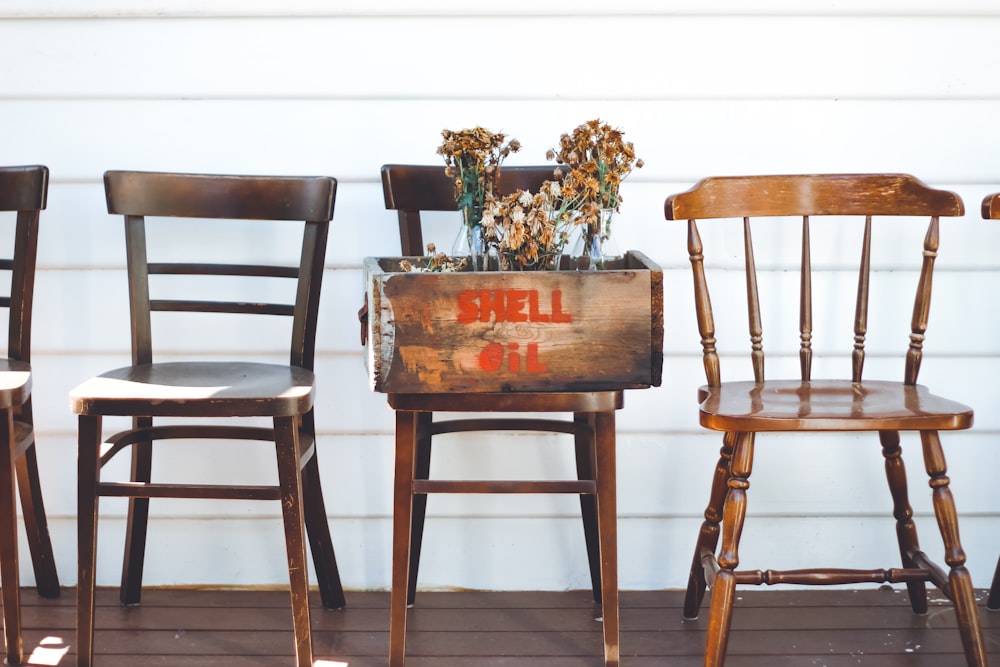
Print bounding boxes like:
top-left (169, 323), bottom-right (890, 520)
top-left (361, 251), bottom-right (663, 393)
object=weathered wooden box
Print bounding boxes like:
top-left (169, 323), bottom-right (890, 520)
top-left (362, 251), bottom-right (663, 394)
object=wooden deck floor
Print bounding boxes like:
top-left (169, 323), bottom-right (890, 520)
top-left (11, 586), bottom-right (1000, 665)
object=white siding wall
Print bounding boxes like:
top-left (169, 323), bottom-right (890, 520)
top-left (1, 0), bottom-right (999, 592)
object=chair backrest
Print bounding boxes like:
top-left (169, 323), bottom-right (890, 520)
top-left (103, 170), bottom-right (335, 370)
top-left (665, 173), bottom-right (964, 388)
top-left (0, 165), bottom-right (47, 363)
top-left (380, 164), bottom-right (560, 255)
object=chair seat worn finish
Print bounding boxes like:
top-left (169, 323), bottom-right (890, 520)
top-left (666, 173), bottom-right (986, 667)
top-left (0, 165), bottom-right (61, 666)
top-left (380, 165), bottom-right (623, 667)
top-left (71, 171), bottom-right (345, 667)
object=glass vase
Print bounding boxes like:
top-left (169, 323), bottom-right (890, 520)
top-left (500, 250), bottom-right (563, 272)
top-left (571, 208), bottom-right (619, 270)
top-left (452, 205), bottom-right (488, 271)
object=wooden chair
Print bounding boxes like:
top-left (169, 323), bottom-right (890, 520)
top-left (665, 174), bottom-right (987, 666)
top-left (70, 171), bottom-right (345, 667)
top-left (379, 164), bottom-right (621, 666)
top-left (380, 163), bottom-right (603, 605)
top-left (0, 165), bottom-right (61, 665)
top-left (981, 191), bottom-right (1000, 612)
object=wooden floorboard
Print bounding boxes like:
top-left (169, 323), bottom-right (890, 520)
top-left (7, 586), bottom-right (1000, 665)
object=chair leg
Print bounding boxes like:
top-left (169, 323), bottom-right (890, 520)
top-left (684, 430), bottom-right (737, 620)
top-left (406, 411), bottom-right (432, 607)
top-left (704, 430), bottom-right (754, 667)
top-left (391, 410), bottom-right (418, 667)
top-left (299, 429), bottom-right (346, 610)
top-left (120, 417), bottom-right (152, 606)
top-left (574, 412), bottom-right (602, 604)
top-left (14, 436), bottom-right (60, 598)
top-left (0, 410), bottom-right (23, 665)
top-left (920, 430), bottom-right (988, 666)
top-left (274, 416), bottom-right (314, 667)
top-left (987, 555), bottom-right (1000, 611)
top-left (77, 414), bottom-right (102, 667)
top-left (879, 430), bottom-right (927, 614)
top-left (593, 410), bottom-right (619, 667)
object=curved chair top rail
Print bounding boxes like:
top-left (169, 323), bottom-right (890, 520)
top-left (665, 173), bottom-right (964, 220)
top-left (380, 163), bottom-right (562, 256)
top-left (0, 165), bottom-right (48, 212)
top-left (104, 170), bottom-right (336, 222)
top-left (983, 192), bottom-right (1000, 220)
top-left (381, 163), bottom-right (561, 212)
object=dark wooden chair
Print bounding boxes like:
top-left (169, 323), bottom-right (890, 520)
top-left (379, 164), bottom-right (621, 666)
top-left (380, 163), bottom-right (602, 605)
top-left (0, 165), bottom-right (61, 665)
top-left (665, 173), bottom-right (987, 666)
top-left (981, 191), bottom-right (1000, 612)
top-left (70, 171), bottom-right (345, 667)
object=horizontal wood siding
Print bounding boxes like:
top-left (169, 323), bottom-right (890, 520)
top-left (1, 1), bottom-right (998, 591)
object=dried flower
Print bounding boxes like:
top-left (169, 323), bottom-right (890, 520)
top-left (437, 126), bottom-right (521, 224)
top-left (547, 119), bottom-right (643, 230)
top-left (483, 181), bottom-right (571, 270)
top-left (399, 244), bottom-right (469, 273)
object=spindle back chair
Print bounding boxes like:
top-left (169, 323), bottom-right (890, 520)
top-left (665, 173), bottom-right (985, 666)
top-left (981, 191), bottom-right (1000, 612)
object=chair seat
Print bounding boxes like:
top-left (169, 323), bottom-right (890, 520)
top-left (698, 379), bottom-right (973, 432)
top-left (69, 361), bottom-right (314, 418)
top-left (0, 358), bottom-right (31, 410)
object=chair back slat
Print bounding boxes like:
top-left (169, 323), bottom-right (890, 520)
top-left (799, 217), bottom-right (813, 381)
top-left (687, 220), bottom-right (720, 387)
top-left (743, 218), bottom-right (764, 383)
top-left (150, 300), bottom-right (296, 316)
top-left (148, 263), bottom-right (299, 278)
top-left (106, 171), bottom-right (335, 369)
top-left (0, 166), bottom-right (46, 363)
top-left (852, 216), bottom-right (873, 382)
top-left (905, 216), bottom-right (939, 385)
top-left (665, 174), bottom-right (963, 387)
top-left (381, 164), bottom-right (560, 255)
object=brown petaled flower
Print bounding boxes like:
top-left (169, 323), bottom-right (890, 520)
top-left (399, 244), bottom-right (469, 273)
top-left (548, 119), bottom-right (643, 215)
top-left (483, 181), bottom-right (572, 270)
top-left (437, 127), bottom-right (521, 222)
